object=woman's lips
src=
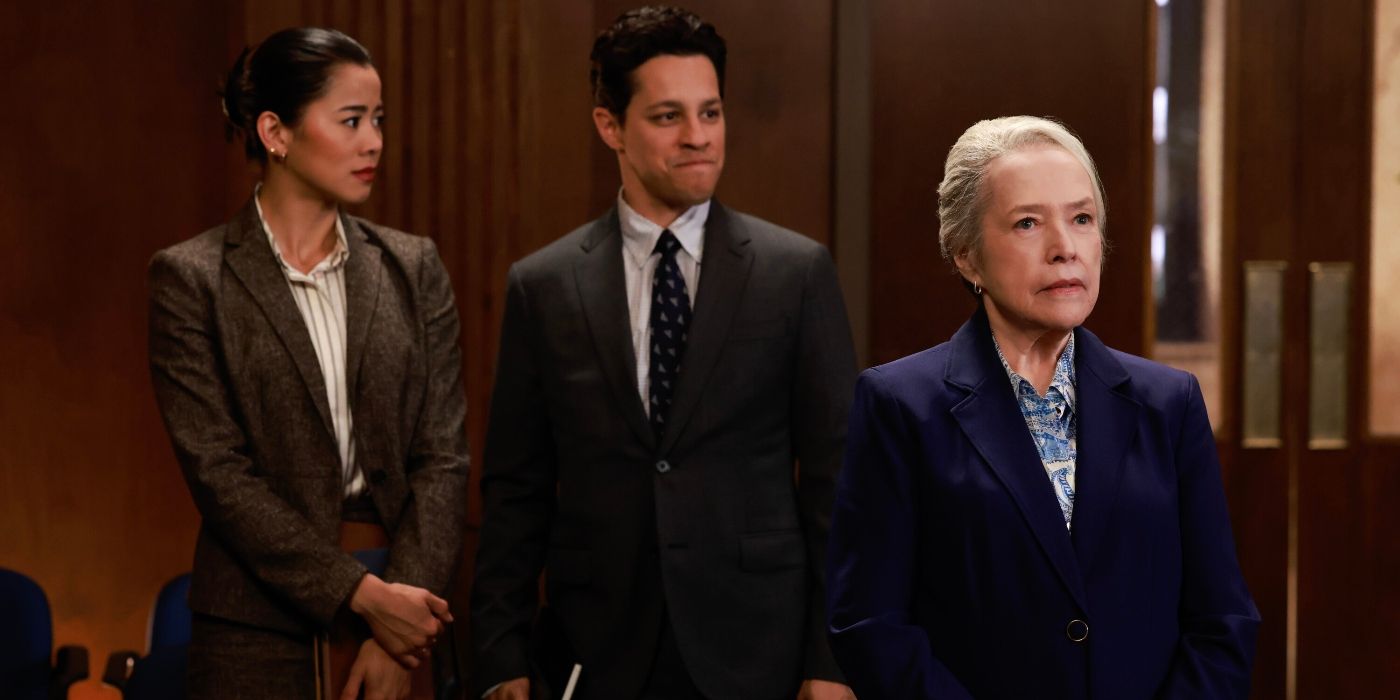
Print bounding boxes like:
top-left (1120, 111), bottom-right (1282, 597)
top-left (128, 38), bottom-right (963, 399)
top-left (353, 167), bottom-right (376, 183)
top-left (1043, 279), bottom-right (1085, 293)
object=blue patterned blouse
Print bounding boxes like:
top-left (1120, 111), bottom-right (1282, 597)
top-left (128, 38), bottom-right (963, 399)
top-left (992, 333), bottom-right (1078, 528)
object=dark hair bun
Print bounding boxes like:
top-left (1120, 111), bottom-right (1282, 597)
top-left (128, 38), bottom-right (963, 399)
top-left (218, 27), bottom-right (373, 162)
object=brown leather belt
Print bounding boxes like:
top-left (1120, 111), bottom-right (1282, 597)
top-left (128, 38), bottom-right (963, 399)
top-left (339, 520), bottom-right (390, 551)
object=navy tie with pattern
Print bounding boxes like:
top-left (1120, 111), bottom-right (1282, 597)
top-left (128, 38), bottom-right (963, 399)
top-left (649, 230), bottom-right (692, 438)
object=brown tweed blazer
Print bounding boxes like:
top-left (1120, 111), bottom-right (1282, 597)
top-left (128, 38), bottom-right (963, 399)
top-left (148, 198), bottom-right (469, 635)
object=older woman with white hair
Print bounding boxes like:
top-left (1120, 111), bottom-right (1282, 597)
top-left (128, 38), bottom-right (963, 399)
top-left (826, 116), bottom-right (1259, 699)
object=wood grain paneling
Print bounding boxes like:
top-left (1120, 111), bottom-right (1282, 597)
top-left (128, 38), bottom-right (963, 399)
top-left (1220, 0), bottom-right (1399, 696)
top-left (0, 0), bottom-right (228, 668)
top-left (1290, 0), bottom-right (1388, 695)
top-left (1217, 0), bottom-right (1301, 695)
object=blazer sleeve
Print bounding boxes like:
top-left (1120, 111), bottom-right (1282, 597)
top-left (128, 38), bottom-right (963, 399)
top-left (1156, 375), bottom-right (1260, 698)
top-left (469, 265), bottom-right (557, 694)
top-left (383, 238), bottom-right (470, 595)
top-left (147, 249), bottom-right (367, 628)
top-left (789, 246), bottom-right (857, 683)
top-left (827, 369), bottom-right (975, 700)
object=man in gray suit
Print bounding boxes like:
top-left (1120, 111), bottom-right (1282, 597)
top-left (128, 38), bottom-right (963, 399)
top-left (469, 7), bottom-right (856, 700)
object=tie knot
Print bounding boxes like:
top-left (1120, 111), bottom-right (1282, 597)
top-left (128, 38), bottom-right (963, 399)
top-left (654, 229), bottom-right (681, 257)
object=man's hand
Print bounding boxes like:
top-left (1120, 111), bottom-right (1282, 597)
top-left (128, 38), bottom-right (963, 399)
top-left (340, 638), bottom-right (412, 700)
top-left (348, 574), bottom-right (452, 667)
top-left (798, 679), bottom-right (857, 700)
top-left (485, 676), bottom-right (530, 700)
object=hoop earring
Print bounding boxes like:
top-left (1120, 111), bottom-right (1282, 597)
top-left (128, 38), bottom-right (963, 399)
top-left (973, 281), bottom-right (982, 295)
top-left (269, 148), bottom-right (286, 164)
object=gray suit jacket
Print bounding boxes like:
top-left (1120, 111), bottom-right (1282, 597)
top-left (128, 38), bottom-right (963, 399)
top-left (470, 203), bottom-right (856, 699)
top-left (148, 199), bottom-right (469, 635)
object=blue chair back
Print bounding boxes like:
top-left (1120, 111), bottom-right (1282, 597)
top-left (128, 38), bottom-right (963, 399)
top-left (123, 573), bottom-right (194, 700)
top-left (352, 548), bottom-right (389, 577)
top-left (148, 574), bottom-right (193, 651)
top-left (0, 568), bottom-right (54, 700)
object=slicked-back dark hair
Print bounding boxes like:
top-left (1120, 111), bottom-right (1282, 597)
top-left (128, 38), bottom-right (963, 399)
top-left (589, 6), bottom-right (726, 122)
top-left (220, 27), bottom-right (374, 161)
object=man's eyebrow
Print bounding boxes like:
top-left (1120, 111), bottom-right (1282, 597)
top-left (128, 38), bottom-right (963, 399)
top-left (641, 97), bottom-right (723, 111)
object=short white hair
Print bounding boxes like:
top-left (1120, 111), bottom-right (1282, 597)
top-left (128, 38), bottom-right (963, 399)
top-left (936, 115), bottom-right (1107, 266)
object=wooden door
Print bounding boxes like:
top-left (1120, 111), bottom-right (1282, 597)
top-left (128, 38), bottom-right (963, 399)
top-left (1217, 0), bottom-right (1400, 697)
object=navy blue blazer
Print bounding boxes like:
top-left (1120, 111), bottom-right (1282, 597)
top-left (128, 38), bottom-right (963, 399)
top-left (827, 308), bottom-right (1258, 699)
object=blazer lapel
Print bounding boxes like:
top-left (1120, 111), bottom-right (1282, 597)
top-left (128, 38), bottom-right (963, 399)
top-left (946, 308), bottom-right (1088, 610)
top-left (1067, 327), bottom-right (1140, 577)
top-left (342, 214), bottom-right (383, 403)
top-left (659, 202), bottom-right (753, 456)
top-left (222, 199), bottom-right (336, 439)
top-left (574, 209), bottom-right (657, 451)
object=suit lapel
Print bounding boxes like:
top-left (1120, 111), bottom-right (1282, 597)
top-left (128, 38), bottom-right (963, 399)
top-left (574, 210), bottom-right (657, 451)
top-left (946, 308), bottom-right (1088, 610)
top-left (659, 203), bottom-right (753, 455)
top-left (222, 199), bottom-right (336, 439)
top-left (342, 214), bottom-right (383, 403)
top-left (1067, 327), bottom-right (1140, 577)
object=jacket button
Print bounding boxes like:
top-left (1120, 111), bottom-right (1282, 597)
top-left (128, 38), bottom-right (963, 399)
top-left (655, 460), bottom-right (671, 474)
top-left (369, 469), bottom-right (387, 484)
top-left (1066, 619), bottom-right (1089, 642)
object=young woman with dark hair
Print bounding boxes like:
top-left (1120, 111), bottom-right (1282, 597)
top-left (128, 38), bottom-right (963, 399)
top-left (149, 27), bottom-right (468, 699)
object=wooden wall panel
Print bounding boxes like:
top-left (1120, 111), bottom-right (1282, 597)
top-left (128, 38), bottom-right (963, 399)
top-left (1204, 0), bottom-right (1387, 695)
top-left (1216, 0), bottom-right (1300, 693)
top-left (0, 0), bottom-right (229, 668)
top-left (1290, 0), bottom-right (1380, 695)
top-left (868, 0), bottom-right (1154, 363)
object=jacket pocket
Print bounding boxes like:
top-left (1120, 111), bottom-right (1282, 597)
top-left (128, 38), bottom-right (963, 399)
top-left (739, 529), bottom-right (806, 572)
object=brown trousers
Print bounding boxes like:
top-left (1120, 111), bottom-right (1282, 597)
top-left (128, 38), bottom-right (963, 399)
top-left (188, 613), bottom-right (317, 698)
